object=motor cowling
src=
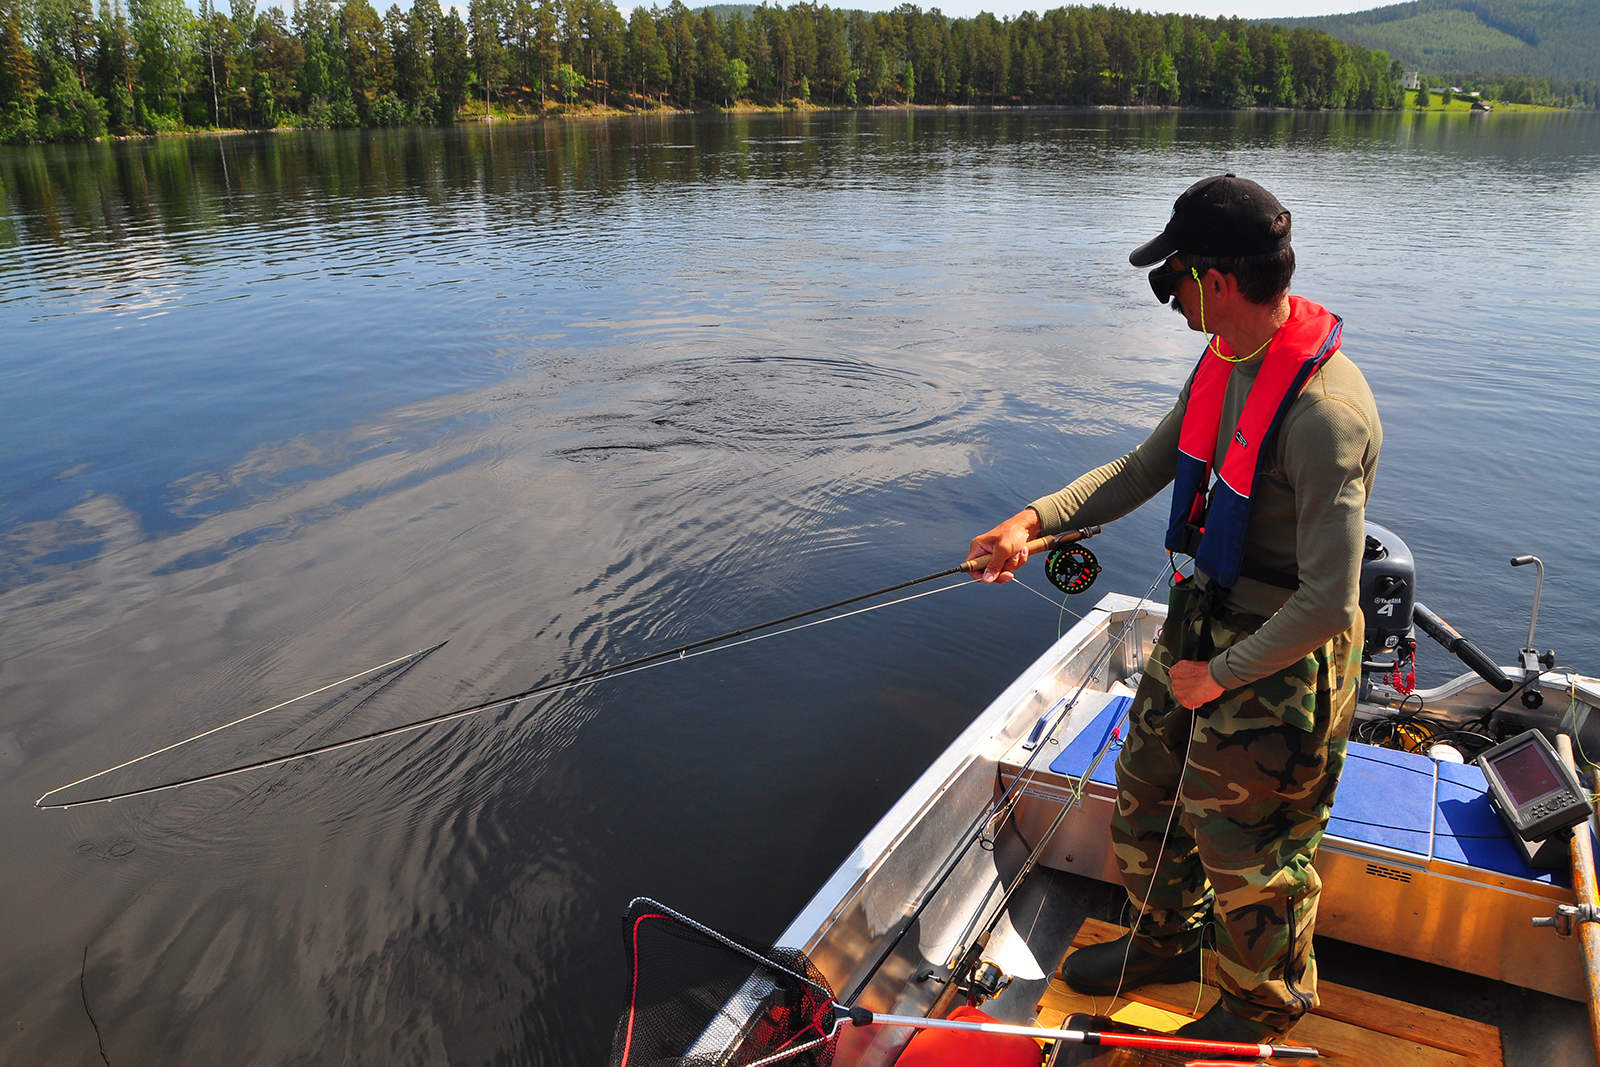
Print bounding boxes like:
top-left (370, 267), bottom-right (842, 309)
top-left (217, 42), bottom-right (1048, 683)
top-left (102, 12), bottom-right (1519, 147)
top-left (1360, 521), bottom-right (1416, 664)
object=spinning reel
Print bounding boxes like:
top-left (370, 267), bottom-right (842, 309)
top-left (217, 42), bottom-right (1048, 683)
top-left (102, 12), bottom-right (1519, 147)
top-left (1045, 544), bottom-right (1100, 596)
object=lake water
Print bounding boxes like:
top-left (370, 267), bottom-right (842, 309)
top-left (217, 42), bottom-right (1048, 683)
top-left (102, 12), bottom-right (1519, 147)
top-left (3, 109), bottom-right (1598, 1066)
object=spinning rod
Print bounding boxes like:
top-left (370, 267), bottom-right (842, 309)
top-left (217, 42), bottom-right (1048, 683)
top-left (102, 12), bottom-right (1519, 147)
top-left (36, 526), bottom-right (1102, 810)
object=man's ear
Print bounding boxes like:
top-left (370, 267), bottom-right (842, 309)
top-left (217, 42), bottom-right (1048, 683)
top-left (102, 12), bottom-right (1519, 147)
top-left (1203, 268), bottom-right (1240, 304)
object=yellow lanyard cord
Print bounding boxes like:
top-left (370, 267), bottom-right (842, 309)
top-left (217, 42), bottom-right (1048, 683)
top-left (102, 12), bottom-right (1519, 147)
top-left (1194, 266), bottom-right (1272, 364)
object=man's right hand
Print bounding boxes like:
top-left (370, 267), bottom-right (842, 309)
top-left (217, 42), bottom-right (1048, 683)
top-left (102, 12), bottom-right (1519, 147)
top-left (967, 508), bottom-right (1043, 584)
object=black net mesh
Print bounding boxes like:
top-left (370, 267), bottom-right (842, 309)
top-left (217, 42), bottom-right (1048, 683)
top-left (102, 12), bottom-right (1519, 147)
top-left (610, 899), bottom-right (840, 1067)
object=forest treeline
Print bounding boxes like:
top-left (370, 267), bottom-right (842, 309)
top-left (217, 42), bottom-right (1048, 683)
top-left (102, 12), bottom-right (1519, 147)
top-left (1, 0), bottom-right (1423, 142)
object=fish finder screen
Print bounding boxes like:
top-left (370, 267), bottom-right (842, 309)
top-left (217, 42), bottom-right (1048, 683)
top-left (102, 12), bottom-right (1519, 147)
top-left (1494, 742), bottom-right (1564, 808)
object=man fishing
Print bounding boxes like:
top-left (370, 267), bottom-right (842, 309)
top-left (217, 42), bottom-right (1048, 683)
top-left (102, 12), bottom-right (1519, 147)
top-left (967, 174), bottom-right (1381, 1042)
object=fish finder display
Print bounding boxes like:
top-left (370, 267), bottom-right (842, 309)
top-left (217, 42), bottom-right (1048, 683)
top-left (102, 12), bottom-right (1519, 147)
top-left (1496, 742), bottom-right (1564, 808)
top-left (1477, 730), bottom-right (1593, 844)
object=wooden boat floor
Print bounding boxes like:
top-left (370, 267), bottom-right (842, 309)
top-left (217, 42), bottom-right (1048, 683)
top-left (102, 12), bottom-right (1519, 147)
top-left (1035, 919), bottom-right (1503, 1066)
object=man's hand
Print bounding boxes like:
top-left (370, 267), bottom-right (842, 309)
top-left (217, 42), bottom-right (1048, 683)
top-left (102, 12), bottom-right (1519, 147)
top-left (967, 508), bottom-right (1043, 584)
top-left (1169, 660), bottom-right (1225, 710)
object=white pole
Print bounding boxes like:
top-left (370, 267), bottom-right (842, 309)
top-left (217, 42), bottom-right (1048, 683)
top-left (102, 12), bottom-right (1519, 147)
top-left (860, 1011), bottom-right (1306, 1060)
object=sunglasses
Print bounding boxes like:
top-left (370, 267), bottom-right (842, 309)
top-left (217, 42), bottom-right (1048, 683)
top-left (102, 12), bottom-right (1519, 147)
top-left (1148, 263), bottom-right (1193, 305)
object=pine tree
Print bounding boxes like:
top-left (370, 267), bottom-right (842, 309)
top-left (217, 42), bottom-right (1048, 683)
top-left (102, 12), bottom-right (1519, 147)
top-left (467, 0), bottom-right (504, 114)
top-left (534, 0), bottom-right (558, 107)
top-left (67, 0), bottom-right (97, 87)
top-left (434, 7), bottom-right (468, 118)
top-left (0, 0), bottom-right (38, 140)
top-left (94, 0), bottom-right (134, 130)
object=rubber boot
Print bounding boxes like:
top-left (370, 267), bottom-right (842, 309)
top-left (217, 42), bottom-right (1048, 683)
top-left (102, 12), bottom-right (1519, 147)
top-left (1176, 1001), bottom-right (1277, 1042)
top-left (1058, 934), bottom-right (1202, 995)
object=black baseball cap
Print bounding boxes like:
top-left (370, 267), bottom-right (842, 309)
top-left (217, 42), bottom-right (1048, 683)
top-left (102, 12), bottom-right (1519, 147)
top-left (1128, 174), bottom-right (1292, 267)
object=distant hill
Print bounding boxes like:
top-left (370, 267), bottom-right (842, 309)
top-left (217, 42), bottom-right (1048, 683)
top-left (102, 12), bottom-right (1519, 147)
top-left (695, 0), bottom-right (1595, 82)
top-left (1264, 0), bottom-right (1598, 80)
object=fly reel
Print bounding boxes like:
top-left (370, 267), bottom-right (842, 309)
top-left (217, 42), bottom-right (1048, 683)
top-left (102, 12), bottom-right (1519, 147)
top-left (1045, 545), bottom-right (1100, 596)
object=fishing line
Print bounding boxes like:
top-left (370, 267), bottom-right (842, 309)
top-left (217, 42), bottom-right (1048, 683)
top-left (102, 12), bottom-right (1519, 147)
top-left (1007, 573), bottom-right (1085, 625)
top-left (34, 645), bottom-right (445, 810)
top-left (35, 580), bottom-right (979, 810)
top-left (38, 529), bottom-right (1102, 810)
top-left (1109, 708), bottom-right (1199, 1006)
top-left (941, 558), bottom-right (1175, 982)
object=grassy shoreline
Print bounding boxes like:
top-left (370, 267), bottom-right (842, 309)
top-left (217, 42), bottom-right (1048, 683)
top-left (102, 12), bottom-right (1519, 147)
top-left (43, 97), bottom-right (1575, 146)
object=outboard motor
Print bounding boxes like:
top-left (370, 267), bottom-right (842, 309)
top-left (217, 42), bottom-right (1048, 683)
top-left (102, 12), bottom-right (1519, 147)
top-left (1358, 521), bottom-right (1515, 698)
top-left (1359, 521), bottom-right (1416, 669)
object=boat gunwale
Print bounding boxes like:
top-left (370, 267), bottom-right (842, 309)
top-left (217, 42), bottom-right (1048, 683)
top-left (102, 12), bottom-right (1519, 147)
top-left (779, 592), bottom-right (1160, 960)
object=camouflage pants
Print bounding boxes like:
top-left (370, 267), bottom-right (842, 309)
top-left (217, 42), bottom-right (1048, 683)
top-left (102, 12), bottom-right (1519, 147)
top-left (1109, 579), bottom-right (1361, 1037)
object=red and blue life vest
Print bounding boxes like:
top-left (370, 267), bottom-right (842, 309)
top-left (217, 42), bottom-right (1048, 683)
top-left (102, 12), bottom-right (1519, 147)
top-left (1165, 296), bottom-right (1343, 588)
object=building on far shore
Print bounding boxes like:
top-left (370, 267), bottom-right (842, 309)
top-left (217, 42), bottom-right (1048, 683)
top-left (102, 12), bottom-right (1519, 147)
top-left (1402, 71), bottom-right (1421, 90)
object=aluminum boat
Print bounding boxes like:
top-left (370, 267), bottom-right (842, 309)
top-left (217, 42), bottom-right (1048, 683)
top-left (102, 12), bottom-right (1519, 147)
top-left (776, 587), bottom-right (1600, 1066)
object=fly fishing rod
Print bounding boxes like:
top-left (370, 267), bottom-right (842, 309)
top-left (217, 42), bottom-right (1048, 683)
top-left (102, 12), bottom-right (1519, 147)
top-left (36, 526), bottom-right (1102, 810)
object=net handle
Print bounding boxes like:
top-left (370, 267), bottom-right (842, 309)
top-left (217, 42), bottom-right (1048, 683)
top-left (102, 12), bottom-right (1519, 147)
top-left (850, 1009), bottom-right (1317, 1060)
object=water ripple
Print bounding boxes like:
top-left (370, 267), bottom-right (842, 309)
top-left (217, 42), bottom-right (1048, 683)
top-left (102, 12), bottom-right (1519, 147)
top-left (2, 110), bottom-right (1598, 1067)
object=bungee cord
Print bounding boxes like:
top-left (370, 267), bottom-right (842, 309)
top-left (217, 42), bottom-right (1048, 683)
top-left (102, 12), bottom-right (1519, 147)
top-left (36, 527), bottom-right (1101, 810)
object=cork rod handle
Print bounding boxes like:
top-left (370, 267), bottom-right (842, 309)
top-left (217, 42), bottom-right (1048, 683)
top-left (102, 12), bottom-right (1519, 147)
top-left (958, 525), bottom-right (1102, 575)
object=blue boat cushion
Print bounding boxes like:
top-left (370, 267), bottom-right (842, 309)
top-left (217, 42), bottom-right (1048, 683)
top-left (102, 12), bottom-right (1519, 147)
top-left (1042, 693), bottom-right (1576, 889)
top-left (1048, 694), bottom-right (1133, 787)
top-left (1325, 744), bottom-right (1436, 857)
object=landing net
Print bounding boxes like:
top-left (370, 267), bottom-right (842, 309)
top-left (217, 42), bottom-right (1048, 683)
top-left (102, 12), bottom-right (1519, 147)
top-left (611, 898), bottom-right (839, 1067)
top-left (608, 898), bottom-right (1319, 1065)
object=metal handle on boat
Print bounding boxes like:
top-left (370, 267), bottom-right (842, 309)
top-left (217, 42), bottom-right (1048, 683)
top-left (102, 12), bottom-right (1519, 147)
top-left (959, 526), bottom-right (1102, 576)
top-left (1412, 602), bottom-right (1513, 692)
top-left (1534, 902), bottom-right (1600, 938)
top-left (1510, 554), bottom-right (1544, 654)
top-left (1550, 735), bottom-right (1600, 1057)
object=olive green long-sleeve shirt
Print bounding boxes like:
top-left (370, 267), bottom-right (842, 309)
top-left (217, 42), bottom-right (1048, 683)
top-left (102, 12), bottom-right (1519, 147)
top-left (1030, 347), bottom-right (1382, 692)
